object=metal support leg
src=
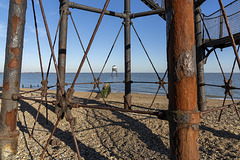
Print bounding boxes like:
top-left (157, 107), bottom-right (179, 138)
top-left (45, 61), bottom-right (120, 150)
top-left (124, 0), bottom-right (132, 109)
top-left (166, 0), bottom-right (200, 159)
top-left (57, 0), bottom-right (69, 99)
top-left (195, 4), bottom-right (207, 111)
top-left (0, 0), bottom-right (27, 159)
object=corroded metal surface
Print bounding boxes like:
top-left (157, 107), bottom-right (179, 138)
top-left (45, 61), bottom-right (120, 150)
top-left (195, 4), bottom-right (207, 111)
top-left (58, 0), bottom-right (69, 96)
top-left (124, 0), bottom-right (132, 109)
top-left (166, 0), bottom-right (199, 159)
top-left (5, 0), bottom-right (239, 159)
top-left (0, 0), bottom-right (27, 159)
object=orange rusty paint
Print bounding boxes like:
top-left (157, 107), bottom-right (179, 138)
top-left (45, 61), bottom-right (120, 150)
top-left (8, 57), bottom-right (19, 69)
top-left (5, 109), bottom-right (18, 132)
top-left (173, 126), bottom-right (199, 160)
top-left (15, 80), bottom-right (19, 88)
top-left (3, 81), bottom-right (9, 91)
top-left (166, 0), bottom-right (199, 159)
top-left (171, 76), bottom-right (198, 111)
top-left (167, 0), bottom-right (197, 112)
top-left (10, 47), bottom-right (21, 55)
top-left (167, 0), bottom-right (195, 58)
top-left (15, 0), bottom-right (22, 5)
top-left (12, 15), bottom-right (21, 35)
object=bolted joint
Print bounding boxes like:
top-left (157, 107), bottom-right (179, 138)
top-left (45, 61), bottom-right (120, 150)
top-left (61, 7), bottom-right (70, 15)
top-left (41, 80), bottom-right (48, 86)
top-left (168, 110), bottom-right (200, 126)
top-left (40, 80), bottom-right (48, 97)
top-left (124, 19), bottom-right (131, 26)
top-left (64, 107), bottom-right (73, 122)
top-left (55, 88), bottom-right (74, 119)
top-left (11, 94), bottom-right (21, 101)
top-left (66, 88), bottom-right (74, 106)
top-left (59, 0), bottom-right (70, 15)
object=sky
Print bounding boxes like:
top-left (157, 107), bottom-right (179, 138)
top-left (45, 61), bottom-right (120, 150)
top-left (0, 0), bottom-right (237, 73)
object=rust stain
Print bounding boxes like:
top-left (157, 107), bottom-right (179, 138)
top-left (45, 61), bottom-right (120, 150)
top-left (167, 0), bottom-right (197, 112)
top-left (173, 126), bottom-right (199, 159)
top-left (15, 0), bottom-right (22, 5)
top-left (5, 109), bottom-right (18, 132)
top-left (3, 81), bottom-right (9, 91)
top-left (12, 15), bottom-right (21, 35)
top-left (169, 76), bottom-right (198, 111)
top-left (166, 0), bottom-right (195, 58)
top-left (10, 47), bottom-right (21, 55)
top-left (8, 57), bottom-right (19, 69)
top-left (15, 80), bottom-right (19, 88)
top-left (167, 0), bottom-right (198, 159)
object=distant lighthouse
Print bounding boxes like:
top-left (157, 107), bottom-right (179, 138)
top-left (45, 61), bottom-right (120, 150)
top-left (112, 65), bottom-right (118, 77)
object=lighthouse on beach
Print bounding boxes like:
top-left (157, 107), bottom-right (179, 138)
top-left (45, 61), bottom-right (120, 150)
top-left (112, 65), bottom-right (118, 77)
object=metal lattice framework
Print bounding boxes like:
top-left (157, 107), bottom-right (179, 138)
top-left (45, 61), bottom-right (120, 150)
top-left (199, 0), bottom-right (240, 121)
top-left (0, 0), bottom-right (240, 159)
top-left (203, 0), bottom-right (240, 40)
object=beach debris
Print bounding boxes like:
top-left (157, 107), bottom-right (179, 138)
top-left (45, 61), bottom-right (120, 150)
top-left (101, 83), bottom-right (111, 98)
top-left (96, 83), bottom-right (111, 99)
top-left (51, 138), bottom-right (61, 146)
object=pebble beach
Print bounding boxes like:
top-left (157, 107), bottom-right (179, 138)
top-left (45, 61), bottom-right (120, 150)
top-left (4, 88), bottom-right (239, 159)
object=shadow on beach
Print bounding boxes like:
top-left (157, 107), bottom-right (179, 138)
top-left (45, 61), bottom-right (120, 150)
top-left (14, 90), bottom-right (240, 159)
top-left (16, 91), bottom-right (170, 159)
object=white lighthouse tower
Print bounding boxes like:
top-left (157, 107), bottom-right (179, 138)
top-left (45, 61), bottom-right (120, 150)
top-left (111, 65), bottom-right (118, 77)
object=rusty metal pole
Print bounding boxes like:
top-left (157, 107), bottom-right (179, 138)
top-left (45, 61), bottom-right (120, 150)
top-left (57, 0), bottom-right (69, 98)
top-left (195, 3), bottom-right (207, 111)
top-left (0, 0), bottom-right (27, 159)
top-left (219, 12), bottom-right (223, 39)
top-left (166, 0), bottom-right (200, 159)
top-left (124, 0), bottom-right (132, 109)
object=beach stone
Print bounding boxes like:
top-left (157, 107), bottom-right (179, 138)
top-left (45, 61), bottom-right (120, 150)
top-left (51, 138), bottom-right (61, 146)
top-left (12, 89), bottom-right (240, 159)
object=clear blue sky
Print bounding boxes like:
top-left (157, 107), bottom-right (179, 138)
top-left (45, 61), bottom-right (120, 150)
top-left (0, 0), bottom-right (237, 73)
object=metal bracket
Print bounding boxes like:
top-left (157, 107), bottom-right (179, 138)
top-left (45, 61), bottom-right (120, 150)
top-left (168, 110), bottom-right (200, 124)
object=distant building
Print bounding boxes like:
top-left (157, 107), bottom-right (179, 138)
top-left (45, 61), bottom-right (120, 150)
top-left (112, 65), bottom-right (118, 77)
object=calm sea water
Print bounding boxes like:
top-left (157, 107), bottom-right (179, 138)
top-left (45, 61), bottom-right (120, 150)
top-left (0, 73), bottom-right (240, 100)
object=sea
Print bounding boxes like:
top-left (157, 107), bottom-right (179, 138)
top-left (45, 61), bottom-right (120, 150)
top-left (0, 73), bottom-right (240, 100)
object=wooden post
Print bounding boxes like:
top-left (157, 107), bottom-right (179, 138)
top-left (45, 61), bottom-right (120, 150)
top-left (166, 0), bottom-right (200, 159)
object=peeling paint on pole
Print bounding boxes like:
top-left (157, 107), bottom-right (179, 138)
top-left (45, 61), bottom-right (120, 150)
top-left (0, 0), bottom-right (27, 159)
top-left (166, 0), bottom-right (199, 159)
